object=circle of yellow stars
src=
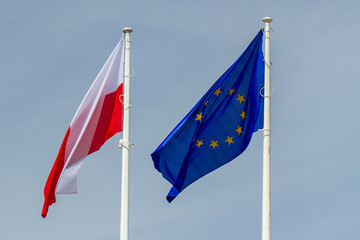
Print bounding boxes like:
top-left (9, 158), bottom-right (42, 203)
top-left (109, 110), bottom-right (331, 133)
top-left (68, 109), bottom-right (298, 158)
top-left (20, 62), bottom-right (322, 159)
top-left (193, 86), bottom-right (247, 150)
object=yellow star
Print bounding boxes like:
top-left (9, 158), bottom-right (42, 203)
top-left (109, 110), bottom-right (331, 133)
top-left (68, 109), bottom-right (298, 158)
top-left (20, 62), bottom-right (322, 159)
top-left (204, 100), bottom-right (208, 106)
top-left (195, 112), bottom-right (202, 122)
top-left (213, 88), bottom-right (222, 97)
top-left (235, 125), bottom-right (242, 135)
top-left (240, 110), bottom-right (246, 119)
top-left (228, 88), bottom-right (235, 96)
top-left (236, 94), bottom-right (245, 104)
top-left (195, 140), bottom-right (204, 148)
top-left (225, 136), bottom-right (234, 146)
top-left (209, 140), bottom-right (219, 149)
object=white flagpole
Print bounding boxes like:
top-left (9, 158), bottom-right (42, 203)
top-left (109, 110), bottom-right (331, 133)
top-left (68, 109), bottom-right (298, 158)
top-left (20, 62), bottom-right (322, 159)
top-left (262, 17), bottom-right (272, 240)
top-left (119, 27), bottom-right (133, 240)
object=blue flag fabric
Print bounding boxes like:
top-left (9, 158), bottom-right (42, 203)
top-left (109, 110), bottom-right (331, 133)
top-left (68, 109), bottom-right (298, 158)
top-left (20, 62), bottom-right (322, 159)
top-left (151, 30), bottom-right (264, 202)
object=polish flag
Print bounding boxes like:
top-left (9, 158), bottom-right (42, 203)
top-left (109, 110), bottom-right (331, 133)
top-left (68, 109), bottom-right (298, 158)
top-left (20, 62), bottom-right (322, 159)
top-left (42, 37), bottom-right (125, 218)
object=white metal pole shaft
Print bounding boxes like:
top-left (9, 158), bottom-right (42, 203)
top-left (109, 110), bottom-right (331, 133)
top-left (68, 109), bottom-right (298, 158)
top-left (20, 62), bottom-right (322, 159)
top-left (120, 27), bottom-right (133, 240)
top-left (262, 17), bottom-right (272, 240)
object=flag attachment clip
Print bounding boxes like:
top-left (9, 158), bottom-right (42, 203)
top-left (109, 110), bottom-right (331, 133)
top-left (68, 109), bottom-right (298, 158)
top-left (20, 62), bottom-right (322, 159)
top-left (260, 86), bottom-right (275, 98)
top-left (118, 139), bottom-right (134, 149)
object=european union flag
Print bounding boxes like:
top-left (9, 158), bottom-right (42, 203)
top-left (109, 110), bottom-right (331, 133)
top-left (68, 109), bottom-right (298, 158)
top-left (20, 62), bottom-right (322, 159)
top-left (151, 30), bottom-right (264, 202)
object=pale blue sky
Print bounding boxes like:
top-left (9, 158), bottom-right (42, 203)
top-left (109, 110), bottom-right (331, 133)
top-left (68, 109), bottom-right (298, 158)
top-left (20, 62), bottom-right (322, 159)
top-left (1, 0), bottom-right (360, 239)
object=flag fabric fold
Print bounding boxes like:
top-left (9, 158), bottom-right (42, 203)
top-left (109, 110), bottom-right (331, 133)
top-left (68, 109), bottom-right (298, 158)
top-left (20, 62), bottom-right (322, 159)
top-left (151, 30), bottom-right (264, 202)
top-left (42, 37), bottom-right (125, 218)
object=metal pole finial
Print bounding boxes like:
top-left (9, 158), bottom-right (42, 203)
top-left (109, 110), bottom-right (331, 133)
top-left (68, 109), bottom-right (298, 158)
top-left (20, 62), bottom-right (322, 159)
top-left (123, 27), bottom-right (133, 33)
top-left (262, 17), bottom-right (273, 23)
